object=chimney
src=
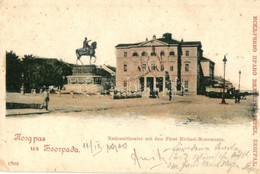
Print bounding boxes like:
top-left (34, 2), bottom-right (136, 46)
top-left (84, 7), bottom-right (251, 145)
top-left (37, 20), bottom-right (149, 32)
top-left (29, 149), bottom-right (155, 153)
top-left (146, 37), bottom-right (148, 41)
top-left (153, 35), bottom-right (156, 40)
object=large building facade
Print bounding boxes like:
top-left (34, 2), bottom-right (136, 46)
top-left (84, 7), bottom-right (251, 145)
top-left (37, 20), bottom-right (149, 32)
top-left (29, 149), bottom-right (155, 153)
top-left (115, 33), bottom-right (214, 95)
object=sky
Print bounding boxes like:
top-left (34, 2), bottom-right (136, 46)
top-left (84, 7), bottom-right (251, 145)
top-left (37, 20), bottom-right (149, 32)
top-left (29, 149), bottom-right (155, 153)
top-left (1, 0), bottom-right (259, 90)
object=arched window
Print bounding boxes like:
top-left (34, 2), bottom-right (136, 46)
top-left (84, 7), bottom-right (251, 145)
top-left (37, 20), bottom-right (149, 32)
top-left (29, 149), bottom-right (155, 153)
top-left (169, 51), bottom-right (175, 56)
top-left (160, 51), bottom-right (165, 56)
top-left (141, 51), bottom-right (147, 56)
top-left (150, 52), bottom-right (156, 56)
top-left (133, 52), bottom-right (139, 57)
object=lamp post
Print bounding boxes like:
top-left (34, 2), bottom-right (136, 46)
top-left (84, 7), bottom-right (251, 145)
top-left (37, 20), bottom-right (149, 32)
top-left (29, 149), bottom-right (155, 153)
top-left (221, 55), bottom-right (227, 104)
top-left (20, 73), bottom-right (25, 95)
top-left (238, 70), bottom-right (241, 91)
top-left (62, 75), bottom-right (66, 90)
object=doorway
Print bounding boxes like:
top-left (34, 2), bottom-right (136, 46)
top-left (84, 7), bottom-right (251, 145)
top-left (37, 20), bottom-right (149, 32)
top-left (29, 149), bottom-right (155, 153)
top-left (156, 77), bottom-right (163, 92)
top-left (139, 77), bottom-right (144, 91)
top-left (147, 77), bottom-right (154, 91)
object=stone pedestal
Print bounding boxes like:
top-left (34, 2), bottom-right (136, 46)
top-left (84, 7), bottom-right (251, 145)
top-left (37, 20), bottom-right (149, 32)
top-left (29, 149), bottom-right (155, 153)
top-left (65, 65), bottom-right (103, 94)
top-left (72, 65), bottom-right (97, 75)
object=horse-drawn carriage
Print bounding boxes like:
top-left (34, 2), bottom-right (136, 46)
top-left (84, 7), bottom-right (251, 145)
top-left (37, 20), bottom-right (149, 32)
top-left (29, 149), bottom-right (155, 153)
top-left (206, 90), bottom-right (250, 101)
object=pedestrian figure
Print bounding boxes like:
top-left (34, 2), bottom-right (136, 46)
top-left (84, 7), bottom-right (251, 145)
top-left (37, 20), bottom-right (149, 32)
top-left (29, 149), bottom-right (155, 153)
top-left (234, 90), bottom-right (238, 103)
top-left (167, 79), bottom-right (172, 101)
top-left (169, 90), bottom-right (172, 101)
top-left (155, 88), bottom-right (160, 98)
top-left (41, 87), bottom-right (49, 110)
top-left (234, 90), bottom-right (241, 103)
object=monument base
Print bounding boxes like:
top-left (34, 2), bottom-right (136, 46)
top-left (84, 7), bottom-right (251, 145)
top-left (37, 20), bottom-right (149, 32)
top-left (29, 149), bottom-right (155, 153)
top-left (65, 65), bottom-right (103, 94)
top-left (64, 84), bottom-right (102, 94)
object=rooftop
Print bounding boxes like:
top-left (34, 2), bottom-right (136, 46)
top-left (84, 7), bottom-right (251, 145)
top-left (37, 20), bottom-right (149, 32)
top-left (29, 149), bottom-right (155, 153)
top-left (201, 57), bottom-right (215, 64)
top-left (115, 33), bottom-right (201, 48)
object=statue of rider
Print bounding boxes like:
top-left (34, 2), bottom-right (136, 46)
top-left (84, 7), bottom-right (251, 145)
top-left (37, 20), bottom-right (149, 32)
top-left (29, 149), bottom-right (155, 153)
top-left (83, 37), bottom-right (92, 52)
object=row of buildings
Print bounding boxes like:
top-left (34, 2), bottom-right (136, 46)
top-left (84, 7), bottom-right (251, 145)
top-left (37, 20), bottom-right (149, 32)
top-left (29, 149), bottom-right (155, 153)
top-left (115, 33), bottom-right (215, 95)
top-left (7, 33), bottom-right (217, 95)
top-left (64, 32), bottom-right (216, 95)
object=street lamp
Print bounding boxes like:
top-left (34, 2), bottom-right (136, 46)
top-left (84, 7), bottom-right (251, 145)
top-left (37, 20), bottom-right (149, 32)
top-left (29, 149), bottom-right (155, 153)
top-left (20, 72), bottom-right (25, 95)
top-left (238, 70), bottom-right (241, 91)
top-left (220, 55), bottom-right (227, 104)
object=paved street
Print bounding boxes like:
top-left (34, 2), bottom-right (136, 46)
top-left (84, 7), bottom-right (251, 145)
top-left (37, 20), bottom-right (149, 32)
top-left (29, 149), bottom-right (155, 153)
top-left (6, 92), bottom-right (254, 124)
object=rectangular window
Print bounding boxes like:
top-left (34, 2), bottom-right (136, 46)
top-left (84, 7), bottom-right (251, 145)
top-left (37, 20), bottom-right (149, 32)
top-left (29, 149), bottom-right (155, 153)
top-left (185, 81), bottom-right (189, 89)
top-left (151, 63), bottom-right (156, 71)
top-left (142, 63), bottom-right (146, 71)
top-left (124, 80), bottom-right (127, 87)
top-left (170, 66), bottom-right (174, 71)
top-left (124, 52), bottom-right (127, 57)
top-left (185, 64), bottom-right (189, 71)
top-left (161, 65), bottom-right (164, 71)
top-left (124, 64), bottom-right (127, 72)
top-left (185, 50), bottom-right (189, 56)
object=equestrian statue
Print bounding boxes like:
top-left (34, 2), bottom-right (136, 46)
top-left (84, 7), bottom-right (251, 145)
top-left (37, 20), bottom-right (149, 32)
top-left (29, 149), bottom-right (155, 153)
top-left (76, 37), bottom-right (97, 65)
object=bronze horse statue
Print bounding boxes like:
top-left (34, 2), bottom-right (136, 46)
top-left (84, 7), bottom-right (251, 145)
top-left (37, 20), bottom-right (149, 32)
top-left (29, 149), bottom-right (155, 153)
top-left (76, 41), bottom-right (97, 64)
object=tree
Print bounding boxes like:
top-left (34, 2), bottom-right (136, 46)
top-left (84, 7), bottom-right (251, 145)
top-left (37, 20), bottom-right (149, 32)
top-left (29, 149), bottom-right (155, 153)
top-left (6, 51), bottom-right (72, 92)
top-left (6, 51), bottom-right (23, 92)
top-left (22, 55), bottom-right (72, 91)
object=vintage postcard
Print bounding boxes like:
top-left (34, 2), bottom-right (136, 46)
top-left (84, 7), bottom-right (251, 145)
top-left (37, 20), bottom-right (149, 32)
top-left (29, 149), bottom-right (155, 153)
top-left (0, 0), bottom-right (259, 173)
